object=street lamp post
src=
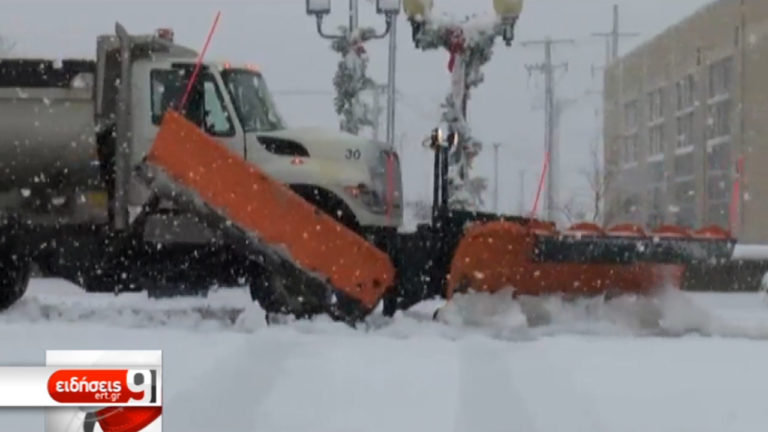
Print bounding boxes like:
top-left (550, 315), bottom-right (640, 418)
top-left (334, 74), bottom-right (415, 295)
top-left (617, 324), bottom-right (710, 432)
top-left (306, 0), bottom-right (401, 142)
top-left (404, 0), bottom-right (523, 47)
top-left (402, 0), bottom-right (524, 210)
top-left (306, 0), bottom-right (400, 40)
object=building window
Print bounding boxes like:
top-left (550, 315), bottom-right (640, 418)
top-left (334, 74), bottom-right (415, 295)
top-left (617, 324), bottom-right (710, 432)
top-left (623, 134), bottom-right (639, 165)
top-left (707, 142), bottom-right (731, 172)
top-left (672, 180), bottom-right (697, 227)
top-left (676, 113), bottom-right (694, 149)
top-left (648, 88), bottom-right (664, 121)
top-left (647, 88), bottom-right (665, 157)
top-left (707, 99), bottom-right (731, 140)
top-left (703, 57), bottom-right (733, 229)
top-left (675, 152), bottom-right (694, 178)
top-left (649, 124), bottom-right (665, 156)
top-left (672, 152), bottom-right (696, 227)
top-left (706, 143), bottom-right (731, 227)
top-left (623, 100), bottom-right (640, 165)
top-left (709, 57), bottom-right (733, 98)
top-left (675, 74), bottom-right (696, 150)
top-left (647, 159), bottom-right (666, 227)
top-left (707, 57), bottom-right (732, 141)
top-left (676, 74), bottom-right (696, 112)
top-left (624, 100), bottom-right (639, 131)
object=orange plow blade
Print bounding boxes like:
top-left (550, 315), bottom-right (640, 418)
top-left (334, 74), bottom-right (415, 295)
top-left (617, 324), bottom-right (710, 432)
top-left (144, 111), bottom-right (394, 314)
top-left (447, 220), bottom-right (732, 299)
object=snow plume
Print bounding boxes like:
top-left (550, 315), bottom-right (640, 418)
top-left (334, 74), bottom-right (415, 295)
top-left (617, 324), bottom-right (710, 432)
top-left (760, 272), bottom-right (768, 305)
top-left (432, 287), bottom-right (768, 340)
top-left (412, 14), bottom-right (502, 210)
top-left (330, 27), bottom-right (378, 135)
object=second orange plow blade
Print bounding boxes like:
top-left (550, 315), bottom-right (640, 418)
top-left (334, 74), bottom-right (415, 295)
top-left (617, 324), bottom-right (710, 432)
top-left (447, 220), bottom-right (733, 299)
top-left (145, 110), bottom-right (394, 313)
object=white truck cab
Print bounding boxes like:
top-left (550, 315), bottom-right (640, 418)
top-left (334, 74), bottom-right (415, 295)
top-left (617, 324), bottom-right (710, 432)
top-left (129, 56), bottom-right (402, 234)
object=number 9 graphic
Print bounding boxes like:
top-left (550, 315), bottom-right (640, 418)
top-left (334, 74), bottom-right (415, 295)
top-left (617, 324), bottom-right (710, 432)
top-left (126, 369), bottom-right (157, 403)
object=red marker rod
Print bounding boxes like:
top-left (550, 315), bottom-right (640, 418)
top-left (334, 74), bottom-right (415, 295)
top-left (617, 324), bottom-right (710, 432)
top-left (179, 11), bottom-right (222, 111)
top-left (530, 151), bottom-right (550, 219)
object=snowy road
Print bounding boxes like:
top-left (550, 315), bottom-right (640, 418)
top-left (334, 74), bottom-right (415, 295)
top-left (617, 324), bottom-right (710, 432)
top-left (1, 279), bottom-right (768, 432)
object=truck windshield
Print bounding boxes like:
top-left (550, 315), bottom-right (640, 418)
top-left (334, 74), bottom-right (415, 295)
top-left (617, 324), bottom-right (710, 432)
top-left (221, 69), bottom-right (286, 133)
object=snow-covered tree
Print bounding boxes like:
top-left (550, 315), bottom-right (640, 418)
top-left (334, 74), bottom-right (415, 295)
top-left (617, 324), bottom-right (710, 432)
top-left (330, 27), bottom-right (378, 135)
top-left (0, 35), bottom-right (15, 57)
top-left (581, 140), bottom-right (615, 223)
top-left (410, 15), bottom-right (503, 210)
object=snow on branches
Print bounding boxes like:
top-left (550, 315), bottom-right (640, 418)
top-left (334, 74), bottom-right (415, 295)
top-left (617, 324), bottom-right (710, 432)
top-left (330, 27), bottom-right (378, 135)
top-left (412, 14), bottom-right (502, 210)
top-left (0, 34), bottom-right (15, 57)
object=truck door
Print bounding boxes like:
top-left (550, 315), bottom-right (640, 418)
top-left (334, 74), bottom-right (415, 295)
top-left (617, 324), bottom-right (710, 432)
top-left (147, 65), bottom-right (244, 158)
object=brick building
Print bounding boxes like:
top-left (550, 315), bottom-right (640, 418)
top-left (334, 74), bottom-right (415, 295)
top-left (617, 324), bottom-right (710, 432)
top-left (604, 0), bottom-right (768, 243)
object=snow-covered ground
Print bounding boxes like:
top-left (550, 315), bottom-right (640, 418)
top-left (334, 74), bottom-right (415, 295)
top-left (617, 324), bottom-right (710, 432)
top-left (1, 279), bottom-right (768, 432)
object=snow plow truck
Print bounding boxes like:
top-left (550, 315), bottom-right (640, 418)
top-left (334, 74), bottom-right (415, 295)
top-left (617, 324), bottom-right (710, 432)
top-left (0, 24), bottom-right (760, 324)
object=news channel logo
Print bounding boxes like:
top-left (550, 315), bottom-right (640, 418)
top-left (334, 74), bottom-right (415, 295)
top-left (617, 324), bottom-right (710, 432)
top-left (46, 351), bottom-right (162, 432)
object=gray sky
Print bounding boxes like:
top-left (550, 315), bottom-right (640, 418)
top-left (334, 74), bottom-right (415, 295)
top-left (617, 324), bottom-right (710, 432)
top-left (0, 0), bottom-right (713, 217)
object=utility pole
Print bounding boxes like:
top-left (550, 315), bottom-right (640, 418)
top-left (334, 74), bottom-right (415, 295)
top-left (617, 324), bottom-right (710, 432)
top-left (591, 4), bottom-right (638, 64)
top-left (522, 37), bottom-right (575, 222)
top-left (493, 143), bottom-right (501, 212)
top-left (611, 4), bottom-right (620, 60)
top-left (588, 5), bottom-right (636, 223)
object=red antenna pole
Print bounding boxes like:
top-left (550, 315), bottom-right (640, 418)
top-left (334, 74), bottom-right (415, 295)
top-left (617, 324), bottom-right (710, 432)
top-left (530, 151), bottom-right (550, 218)
top-left (179, 11), bottom-right (222, 111)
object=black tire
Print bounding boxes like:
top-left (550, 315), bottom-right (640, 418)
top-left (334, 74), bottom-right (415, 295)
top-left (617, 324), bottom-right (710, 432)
top-left (0, 253), bottom-right (30, 311)
top-left (249, 271), bottom-right (293, 315)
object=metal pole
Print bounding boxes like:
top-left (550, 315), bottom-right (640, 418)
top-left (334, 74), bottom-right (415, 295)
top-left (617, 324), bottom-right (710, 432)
top-left (114, 23), bottom-right (132, 231)
top-left (591, 6), bottom-right (637, 65)
top-left (349, 0), bottom-right (359, 32)
top-left (441, 146), bottom-right (450, 210)
top-left (544, 39), bottom-right (555, 221)
top-left (385, 16), bottom-right (397, 147)
top-left (612, 4), bottom-right (619, 61)
top-left (493, 143), bottom-right (500, 212)
top-left (372, 86), bottom-right (381, 141)
top-left (432, 150), bottom-right (441, 223)
top-left (522, 37), bottom-right (574, 221)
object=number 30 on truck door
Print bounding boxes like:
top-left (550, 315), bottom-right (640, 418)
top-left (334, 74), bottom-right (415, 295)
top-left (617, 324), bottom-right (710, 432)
top-left (345, 149), bottom-right (361, 160)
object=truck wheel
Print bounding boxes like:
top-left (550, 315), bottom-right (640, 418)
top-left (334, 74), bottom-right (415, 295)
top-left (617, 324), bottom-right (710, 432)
top-left (0, 252), bottom-right (30, 311)
top-left (249, 272), bottom-right (292, 315)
